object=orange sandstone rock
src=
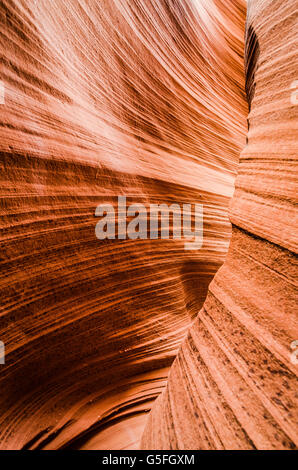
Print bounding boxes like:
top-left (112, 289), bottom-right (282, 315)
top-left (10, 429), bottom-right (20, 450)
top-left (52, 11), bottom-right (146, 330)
top-left (141, 0), bottom-right (298, 450)
top-left (0, 0), bottom-right (246, 449)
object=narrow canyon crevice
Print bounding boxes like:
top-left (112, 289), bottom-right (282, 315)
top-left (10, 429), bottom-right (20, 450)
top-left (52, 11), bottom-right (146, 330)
top-left (0, 0), bottom-right (296, 451)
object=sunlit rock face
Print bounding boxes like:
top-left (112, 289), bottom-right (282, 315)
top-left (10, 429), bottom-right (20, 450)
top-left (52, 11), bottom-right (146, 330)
top-left (141, 0), bottom-right (298, 450)
top-left (0, 0), bottom-right (248, 450)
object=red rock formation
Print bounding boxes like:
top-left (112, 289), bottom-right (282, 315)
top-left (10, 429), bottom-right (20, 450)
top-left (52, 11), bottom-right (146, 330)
top-left (141, 0), bottom-right (298, 450)
top-left (0, 0), bottom-right (247, 449)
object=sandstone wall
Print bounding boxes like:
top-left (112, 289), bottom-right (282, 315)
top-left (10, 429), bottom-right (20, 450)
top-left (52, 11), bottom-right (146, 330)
top-left (141, 0), bottom-right (298, 450)
top-left (0, 1), bottom-right (246, 449)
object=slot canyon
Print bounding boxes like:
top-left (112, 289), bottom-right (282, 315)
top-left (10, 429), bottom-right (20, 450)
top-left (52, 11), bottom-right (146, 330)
top-left (0, 0), bottom-right (297, 450)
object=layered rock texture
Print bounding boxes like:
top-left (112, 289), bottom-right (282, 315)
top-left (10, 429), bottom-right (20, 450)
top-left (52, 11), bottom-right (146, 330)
top-left (141, 0), bottom-right (298, 450)
top-left (0, 0), bottom-right (247, 449)
top-left (0, 0), bottom-right (296, 451)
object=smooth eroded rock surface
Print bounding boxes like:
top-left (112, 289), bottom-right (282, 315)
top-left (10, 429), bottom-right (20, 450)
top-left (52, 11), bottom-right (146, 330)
top-left (141, 0), bottom-right (298, 450)
top-left (0, 0), bottom-right (247, 449)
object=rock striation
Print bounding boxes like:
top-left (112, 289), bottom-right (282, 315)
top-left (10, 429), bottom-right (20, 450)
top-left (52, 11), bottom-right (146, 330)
top-left (0, 0), bottom-right (247, 449)
top-left (141, 0), bottom-right (298, 450)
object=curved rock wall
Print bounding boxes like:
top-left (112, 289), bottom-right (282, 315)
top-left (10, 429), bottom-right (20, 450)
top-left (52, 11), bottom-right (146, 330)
top-left (0, 1), bottom-right (247, 449)
top-left (141, 0), bottom-right (298, 450)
